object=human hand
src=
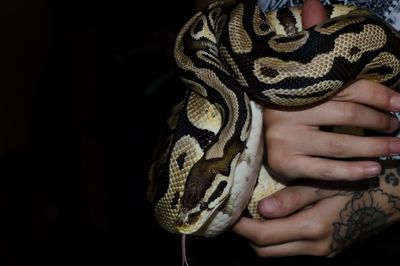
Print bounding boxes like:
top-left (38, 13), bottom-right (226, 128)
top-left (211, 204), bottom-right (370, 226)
top-left (265, 80), bottom-right (400, 181)
top-left (232, 167), bottom-right (400, 257)
top-left (264, 0), bottom-right (400, 182)
top-left (233, 0), bottom-right (400, 257)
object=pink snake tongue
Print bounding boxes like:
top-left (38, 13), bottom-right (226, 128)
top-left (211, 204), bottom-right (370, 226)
top-left (181, 234), bottom-right (189, 266)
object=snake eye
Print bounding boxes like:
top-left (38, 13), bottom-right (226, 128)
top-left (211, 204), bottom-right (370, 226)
top-left (200, 202), bottom-right (208, 210)
top-left (205, 180), bottom-right (228, 209)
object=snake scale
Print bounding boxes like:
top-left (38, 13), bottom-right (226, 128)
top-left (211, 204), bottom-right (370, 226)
top-left (147, 0), bottom-right (400, 237)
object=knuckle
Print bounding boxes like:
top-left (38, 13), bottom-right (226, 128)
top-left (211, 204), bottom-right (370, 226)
top-left (264, 109), bottom-right (286, 125)
top-left (312, 242), bottom-right (332, 257)
top-left (361, 81), bottom-right (380, 101)
top-left (318, 167), bottom-right (336, 179)
top-left (265, 125), bottom-right (286, 142)
top-left (345, 80), bottom-right (392, 108)
top-left (267, 151), bottom-right (288, 174)
top-left (252, 232), bottom-right (268, 246)
top-left (268, 155), bottom-right (299, 181)
top-left (335, 81), bottom-right (357, 100)
top-left (287, 188), bottom-right (302, 205)
top-left (366, 82), bottom-right (393, 107)
top-left (326, 136), bottom-right (346, 157)
top-left (352, 79), bottom-right (371, 94)
top-left (307, 222), bottom-right (329, 239)
top-left (357, 79), bottom-right (371, 87)
top-left (254, 247), bottom-right (267, 257)
top-left (338, 102), bottom-right (359, 122)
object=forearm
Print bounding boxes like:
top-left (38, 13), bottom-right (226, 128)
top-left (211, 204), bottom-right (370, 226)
top-left (327, 166), bottom-right (400, 254)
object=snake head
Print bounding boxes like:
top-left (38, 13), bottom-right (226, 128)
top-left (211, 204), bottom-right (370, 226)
top-left (175, 169), bottom-right (233, 235)
top-left (150, 90), bottom-right (244, 236)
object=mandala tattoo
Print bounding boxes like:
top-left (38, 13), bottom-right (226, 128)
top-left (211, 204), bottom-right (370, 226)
top-left (330, 189), bottom-right (400, 253)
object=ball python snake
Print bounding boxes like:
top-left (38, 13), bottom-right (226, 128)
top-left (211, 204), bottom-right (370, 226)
top-left (147, 0), bottom-right (400, 238)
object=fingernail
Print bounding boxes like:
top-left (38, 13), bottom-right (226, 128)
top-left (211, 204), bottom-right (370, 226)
top-left (390, 95), bottom-right (400, 110)
top-left (364, 164), bottom-right (382, 178)
top-left (390, 116), bottom-right (399, 132)
top-left (259, 197), bottom-right (281, 216)
top-left (390, 140), bottom-right (400, 155)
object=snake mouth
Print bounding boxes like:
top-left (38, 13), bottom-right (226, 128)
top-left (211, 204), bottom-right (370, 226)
top-left (175, 207), bottom-right (204, 234)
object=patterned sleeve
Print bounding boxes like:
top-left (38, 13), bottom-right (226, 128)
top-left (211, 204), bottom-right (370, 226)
top-left (257, 0), bottom-right (400, 30)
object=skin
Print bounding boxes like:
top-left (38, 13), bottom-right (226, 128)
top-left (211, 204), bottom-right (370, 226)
top-left (264, 79), bottom-right (400, 181)
top-left (232, 0), bottom-right (400, 257)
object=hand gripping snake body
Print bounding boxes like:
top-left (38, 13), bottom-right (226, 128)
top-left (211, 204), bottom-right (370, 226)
top-left (147, 0), bottom-right (400, 238)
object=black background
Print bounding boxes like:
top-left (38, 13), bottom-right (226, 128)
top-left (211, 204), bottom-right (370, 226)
top-left (1, 0), bottom-right (399, 265)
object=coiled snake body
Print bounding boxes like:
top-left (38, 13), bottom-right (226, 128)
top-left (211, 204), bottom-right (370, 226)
top-left (147, 0), bottom-right (400, 237)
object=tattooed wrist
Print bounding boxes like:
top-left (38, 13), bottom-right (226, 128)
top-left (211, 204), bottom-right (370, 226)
top-left (330, 188), bottom-right (400, 254)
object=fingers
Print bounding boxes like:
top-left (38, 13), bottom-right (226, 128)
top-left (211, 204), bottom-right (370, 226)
top-left (265, 80), bottom-right (400, 130)
top-left (318, 100), bottom-right (398, 133)
top-left (266, 120), bottom-right (400, 181)
top-left (333, 79), bottom-right (400, 112)
top-left (233, 216), bottom-right (314, 246)
top-left (264, 86), bottom-right (400, 181)
top-left (295, 131), bottom-right (400, 158)
top-left (265, 100), bottom-right (399, 133)
top-left (233, 200), bottom-right (337, 248)
top-left (234, 184), bottom-right (399, 257)
top-left (257, 186), bottom-right (336, 218)
top-left (268, 155), bottom-right (382, 181)
top-left (249, 240), bottom-right (331, 257)
top-left (233, 188), bottom-right (336, 245)
top-left (232, 196), bottom-right (347, 257)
